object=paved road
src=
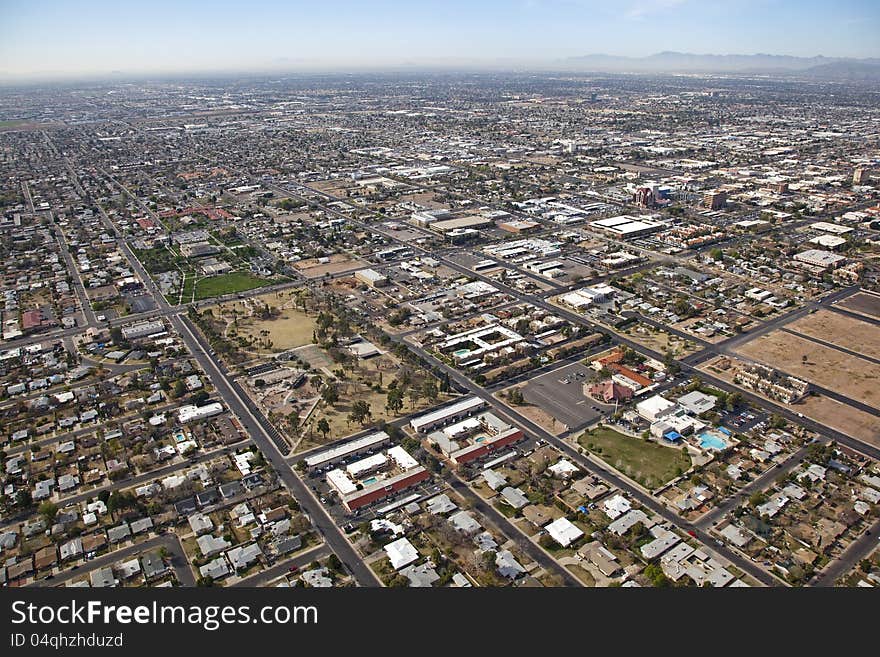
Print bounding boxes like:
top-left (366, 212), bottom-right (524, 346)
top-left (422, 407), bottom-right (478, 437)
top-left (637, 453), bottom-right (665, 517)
top-left (441, 473), bottom-right (583, 587)
top-left (400, 334), bottom-right (779, 587)
top-left (695, 447), bottom-right (808, 529)
top-left (174, 314), bottom-right (381, 587)
top-left (233, 544), bottom-right (329, 587)
top-left (31, 532), bottom-right (194, 588)
top-left (811, 517), bottom-right (880, 587)
top-left (0, 440), bottom-right (249, 532)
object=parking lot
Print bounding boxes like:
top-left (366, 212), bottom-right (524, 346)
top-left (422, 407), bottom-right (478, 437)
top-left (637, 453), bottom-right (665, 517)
top-left (719, 407), bottom-right (768, 433)
top-left (520, 361), bottom-right (612, 432)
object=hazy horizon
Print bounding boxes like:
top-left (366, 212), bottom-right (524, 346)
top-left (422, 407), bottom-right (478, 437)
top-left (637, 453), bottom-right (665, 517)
top-left (1, 0), bottom-right (879, 81)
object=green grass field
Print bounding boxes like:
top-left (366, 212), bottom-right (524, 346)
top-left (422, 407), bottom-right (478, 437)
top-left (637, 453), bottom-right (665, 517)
top-left (194, 272), bottom-right (272, 300)
top-left (578, 426), bottom-right (691, 488)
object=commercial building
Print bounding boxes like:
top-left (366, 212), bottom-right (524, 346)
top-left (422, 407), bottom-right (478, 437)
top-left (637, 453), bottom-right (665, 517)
top-left (429, 215), bottom-right (494, 233)
top-left (177, 402), bottom-right (223, 424)
top-left (676, 390), bottom-right (717, 416)
top-left (325, 445), bottom-right (429, 512)
top-left (354, 268), bottom-right (388, 288)
top-left (636, 395), bottom-right (676, 423)
top-left (793, 249), bottom-right (845, 271)
top-left (426, 411), bottom-right (524, 464)
top-left (590, 215), bottom-right (663, 239)
top-left (703, 190), bottom-right (727, 210)
top-left (410, 397), bottom-right (487, 434)
top-left (498, 219), bottom-right (540, 234)
top-left (121, 320), bottom-right (166, 341)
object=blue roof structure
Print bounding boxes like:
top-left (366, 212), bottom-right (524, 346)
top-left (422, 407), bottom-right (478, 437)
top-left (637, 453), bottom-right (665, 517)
top-left (663, 431), bottom-right (683, 442)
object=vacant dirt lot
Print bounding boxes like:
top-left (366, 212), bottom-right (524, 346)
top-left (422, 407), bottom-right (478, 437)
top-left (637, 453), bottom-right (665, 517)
top-left (798, 395), bottom-right (880, 447)
top-left (735, 330), bottom-right (880, 409)
top-left (835, 291), bottom-right (880, 319)
top-left (786, 310), bottom-right (880, 361)
top-left (698, 355), bottom-right (880, 447)
top-left (293, 253), bottom-right (368, 278)
top-left (619, 322), bottom-right (700, 357)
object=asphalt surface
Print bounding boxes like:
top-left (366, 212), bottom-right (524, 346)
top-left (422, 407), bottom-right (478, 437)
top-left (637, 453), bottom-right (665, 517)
top-left (32, 533), bottom-right (194, 588)
top-left (695, 446), bottom-right (808, 529)
top-left (0, 441), bottom-right (249, 533)
top-left (399, 334), bottom-right (780, 587)
top-left (811, 517), bottom-right (880, 587)
top-left (174, 314), bottom-right (381, 587)
top-left (441, 473), bottom-right (583, 587)
top-left (233, 544), bottom-right (330, 587)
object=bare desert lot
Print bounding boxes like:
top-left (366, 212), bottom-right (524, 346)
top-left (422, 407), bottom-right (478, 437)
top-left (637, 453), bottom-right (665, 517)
top-left (786, 309), bottom-right (880, 360)
top-left (700, 355), bottom-right (880, 445)
top-left (735, 330), bottom-right (880, 409)
top-left (292, 253), bottom-right (368, 278)
top-left (798, 395), bottom-right (880, 447)
top-left (835, 291), bottom-right (880, 320)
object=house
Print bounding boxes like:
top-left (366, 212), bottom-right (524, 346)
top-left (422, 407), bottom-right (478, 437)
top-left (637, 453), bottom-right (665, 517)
top-left (188, 513), bottom-right (214, 535)
top-left (545, 517), bottom-right (584, 547)
top-left (426, 494), bottom-right (458, 515)
top-left (384, 537), bottom-right (420, 570)
top-left (499, 486), bottom-right (529, 510)
top-left (449, 510), bottom-right (481, 535)
top-left (107, 523), bottom-right (131, 543)
top-left (523, 505), bottom-right (553, 528)
top-left (400, 562), bottom-right (441, 587)
top-left (640, 526), bottom-right (680, 560)
top-left (60, 537), bottom-right (83, 561)
top-left (0, 531), bottom-right (18, 552)
top-left (140, 550), bottom-right (169, 580)
top-left (273, 535), bottom-right (303, 555)
top-left (603, 494), bottom-right (632, 520)
top-left (200, 558), bottom-right (231, 581)
top-left (34, 546), bottom-right (58, 571)
top-left (130, 517), bottom-right (153, 535)
top-left (197, 534), bottom-right (231, 557)
top-left (226, 543), bottom-right (263, 571)
top-left (81, 532), bottom-right (107, 554)
top-left (482, 469), bottom-right (507, 491)
top-left (302, 567), bottom-right (333, 587)
top-left (548, 459), bottom-right (579, 479)
top-left (607, 509), bottom-right (650, 536)
top-left (116, 558), bottom-right (142, 579)
top-left (495, 550), bottom-right (526, 579)
top-left (579, 544), bottom-right (620, 577)
top-left (7, 557), bottom-right (34, 582)
top-left (90, 566), bottom-right (117, 588)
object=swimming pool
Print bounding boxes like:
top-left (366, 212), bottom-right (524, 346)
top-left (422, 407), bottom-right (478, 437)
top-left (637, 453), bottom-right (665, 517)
top-left (699, 433), bottom-right (727, 450)
top-left (362, 476), bottom-right (378, 485)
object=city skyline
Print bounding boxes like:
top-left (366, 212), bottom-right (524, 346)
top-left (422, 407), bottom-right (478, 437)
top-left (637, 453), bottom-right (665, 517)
top-left (1, 0), bottom-right (879, 80)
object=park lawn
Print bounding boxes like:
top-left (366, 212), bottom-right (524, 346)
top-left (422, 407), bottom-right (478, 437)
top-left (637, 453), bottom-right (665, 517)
top-left (578, 426), bottom-right (691, 489)
top-left (194, 271), bottom-right (273, 301)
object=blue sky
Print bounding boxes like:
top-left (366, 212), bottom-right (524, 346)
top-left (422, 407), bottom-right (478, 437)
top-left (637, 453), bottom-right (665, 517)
top-left (0, 0), bottom-right (878, 77)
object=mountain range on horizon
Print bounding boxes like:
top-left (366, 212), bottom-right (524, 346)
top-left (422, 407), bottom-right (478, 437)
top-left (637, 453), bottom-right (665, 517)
top-left (562, 51), bottom-right (880, 78)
